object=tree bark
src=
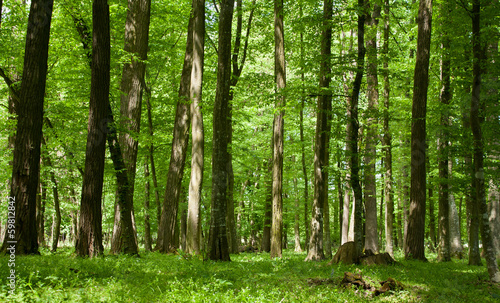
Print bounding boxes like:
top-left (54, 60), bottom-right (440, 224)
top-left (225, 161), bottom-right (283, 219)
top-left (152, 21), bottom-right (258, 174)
top-left (156, 17), bottom-right (193, 253)
top-left (437, 22), bottom-right (451, 261)
top-left (363, 0), bottom-right (380, 254)
top-left (382, 0), bottom-right (394, 257)
top-left (144, 158), bottom-right (153, 252)
top-left (470, 0), bottom-right (500, 283)
top-left (270, 0), bottom-right (286, 259)
top-left (187, 0), bottom-right (206, 256)
top-left (305, 0), bottom-right (332, 262)
top-left (348, 0), bottom-right (366, 256)
top-left (207, 0), bottom-right (234, 261)
top-left (111, 0), bottom-right (151, 254)
top-left (75, 0), bottom-right (109, 258)
top-left (405, 0), bottom-right (432, 261)
top-left (0, 0), bottom-right (53, 255)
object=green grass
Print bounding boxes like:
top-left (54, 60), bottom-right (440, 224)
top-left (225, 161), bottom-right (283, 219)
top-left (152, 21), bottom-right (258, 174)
top-left (0, 247), bottom-right (499, 302)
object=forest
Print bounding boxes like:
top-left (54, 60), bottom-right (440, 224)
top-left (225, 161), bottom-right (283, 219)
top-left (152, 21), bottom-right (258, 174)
top-left (0, 0), bottom-right (499, 301)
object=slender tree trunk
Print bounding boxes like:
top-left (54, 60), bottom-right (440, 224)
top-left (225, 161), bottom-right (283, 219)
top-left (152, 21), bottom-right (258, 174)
top-left (470, 0), bottom-right (500, 283)
top-left (75, 0), bottom-right (109, 258)
top-left (305, 0), bottom-right (332, 262)
top-left (437, 24), bottom-right (451, 261)
top-left (293, 177), bottom-right (302, 252)
top-left (348, 0), bottom-right (366, 255)
top-left (449, 160), bottom-right (463, 258)
top-left (382, 0), bottom-right (394, 257)
top-left (405, 0), bottom-right (432, 261)
top-left (207, 0), bottom-right (234, 261)
top-left (156, 18), bottom-right (193, 253)
top-left (144, 158), bottom-right (153, 252)
top-left (37, 183), bottom-right (46, 247)
top-left (488, 180), bottom-right (500, 258)
top-left (187, 0), bottom-right (206, 256)
top-left (0, 0), bottom-right (53, 255)
top-left (363, 0), bottom-right (380, 254)
top-left (270, 0), bottom-right (286, 259)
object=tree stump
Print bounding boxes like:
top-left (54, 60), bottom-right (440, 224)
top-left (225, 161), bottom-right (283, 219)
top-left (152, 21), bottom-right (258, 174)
top-left (328, 242), bottom-right (360, 265)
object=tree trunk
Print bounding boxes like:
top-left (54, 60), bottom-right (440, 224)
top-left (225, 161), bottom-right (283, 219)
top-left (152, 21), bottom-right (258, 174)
top-left (363, 0), bottom-right (380, 254)
top-left (270, 0), bottom-right (286, 259)
top-left (348, 0), bottom-right (366, 256)
top-left (449, 163), bottom-right (463, 258)
top-left (37, 182), bottom-right (46, 247)
top-left (207, 0), bottom-right (234, 261)
top-left (293, 177), bottom-right (302, 252)
top-left (187, 0), bottom-right (206, 256)
top-left (111, 0), bottom-right (151, 254)
top-left (144, 158), bottom-right (153, 252)
top-left (156, 18), bottom-right (193, 253)
top-left (382, 0), bottom-right (394, 257)
top-left (437, 23), bottom-right (451, 261)
top-left (405, 0), bottom-right (432, 261)
top-left (470, 0), bottom-right (500, 283)
top-left (488, 180), bottom-right (499, 258)
top-left (262, 160), bottom-right (272, 252)
top-left (0, 0), bottom-right (53, 255)
top-left (75, 0), bottom-right (109, 258)
top-left (305, 0), bottom-right (332, 262)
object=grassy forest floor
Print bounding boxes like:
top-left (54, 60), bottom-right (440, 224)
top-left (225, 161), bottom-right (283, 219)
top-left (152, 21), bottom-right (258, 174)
top-left (0, 247), bottom-right (499, 302)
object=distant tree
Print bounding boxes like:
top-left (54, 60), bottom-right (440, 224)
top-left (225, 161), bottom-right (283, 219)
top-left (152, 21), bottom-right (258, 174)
top-left (405, 0), bottom-right (432, 261)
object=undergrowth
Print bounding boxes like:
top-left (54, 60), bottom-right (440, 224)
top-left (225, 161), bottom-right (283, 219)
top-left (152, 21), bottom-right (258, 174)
top-left (0, 247), bottom-right (499, 302)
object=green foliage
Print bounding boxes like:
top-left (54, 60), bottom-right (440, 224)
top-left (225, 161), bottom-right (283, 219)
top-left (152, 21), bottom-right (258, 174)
top-left (0, 248), bottom-right (499, 302)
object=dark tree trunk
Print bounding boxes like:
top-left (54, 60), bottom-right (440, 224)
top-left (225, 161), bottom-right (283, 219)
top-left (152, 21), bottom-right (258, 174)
top-left (187, 0), bottom-right (206, 255)
top-left (470, 0), bottom-right (500, 283)
top-left (156, 17), bottom-right (193, 253)
top-left (262, 166), bottom-right (272, 252)
top-left (0, 0), bottom-right (53, 255)
top-left (382, 0), bottom-right (394, 257)
top-left (405, 0), bottom-right (432, 261)
top-left (75, 0), bottom-right (109, 258)
top-left (363, 0), bottom-right (381, 254)
top-left (207, 0), bottom-right (234, 261)
top-left (349, 0), bottom-right (366, 256)
top-left (111, 0), bottom-right (151, 255)
top-left (37, 183), bottom-right (46, 247)
top-left (305, 0), bottom-right (332, 262)
top-left (270, 0), bottom-right (286, 259)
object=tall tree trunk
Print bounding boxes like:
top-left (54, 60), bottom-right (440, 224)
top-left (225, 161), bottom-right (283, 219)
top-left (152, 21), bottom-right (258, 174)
top-left (156, 18), bottom-right (193, 253)
top-left (262, 162), bottom-right (272, 252)
top-left (488, 180), bottom-right (499, 258)
top-left (405, 0), bottom-right (432, 261)
top-left (187, 0), bottom-right (206, 256)
top-left (207, 0), bottom-right (234, 261)
top-left (348, 0), bottom-right (366, 255)
top-left (37, 182), bottom-right (46, 247)
top-left (299, 5), bottom-right (310, 250)
top-left (382, 0), bottom-right (394, 256)
top-left (111, 0), bottom-right (151, 254)
top-left (437, 22), bottom-right (451, 261)
top-left (470, 0), bottom-right (500, 283)
top-left (144, 158), bottom-right (153, 252)
top-left (449, 160), bottom-right (463, 258)
top-left (0, 0), bottom-right (53, 255)
top-left (270, 0), bottom-right (286, 259)
top-left (305, 0), bottom-right (332, 262)
top-left (75, 0), bottom-right (109, 258)
top-left (363, 0), bottom-right (380, 254)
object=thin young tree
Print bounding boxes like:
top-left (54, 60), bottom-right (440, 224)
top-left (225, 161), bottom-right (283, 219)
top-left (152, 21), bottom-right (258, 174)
top-left (270, 0), bottom-right (286, 259)
top-left (75, 0), bottom-right (110, 257)
top-left (382, 0), bottom-right (394, 257)
top-left (208, 0), bottom-right (234, 261)
top-left (305, 0), bottom-right (332, 262)
top-left (405, 0), bottom-right (432, 261)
